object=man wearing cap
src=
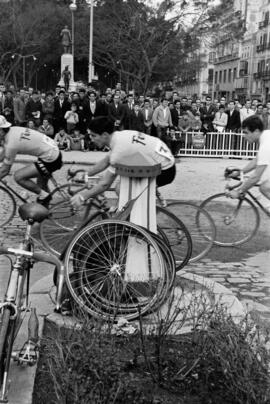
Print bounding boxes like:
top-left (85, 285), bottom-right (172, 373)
top-left (0, 115), bottom-right (62, 206)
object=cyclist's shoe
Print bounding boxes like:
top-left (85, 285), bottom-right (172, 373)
top-left (60, 298), bottom-right (72, 316)
top-left (36, 194), bottom-right (52, 208)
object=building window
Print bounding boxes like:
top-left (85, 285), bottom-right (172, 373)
top-left (215, 71), bottom-right (218, 83)
top-left (228, 69), bottom-right (232, 82)
top-left (223, 70), bottom-right (227, 82)
top-left (233, 67), bottom-right (237, 80)
top-left (219, 71), bottom-right (222, 82)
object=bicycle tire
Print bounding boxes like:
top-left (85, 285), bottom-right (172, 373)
top-left (0, 186), bottom-right (16, 227)
top-left (166, 201), bottom-right (216, 262)
top-left (200, 193), bottom-right (260, 246)
top-left (156, 206), bottom-right (192, 271)
top-left (64, 220), bottom-right (167, 321)
top-left (40, 209), bottom-right (108, 257)
top-left (0, 308), bottom-right (11, 385)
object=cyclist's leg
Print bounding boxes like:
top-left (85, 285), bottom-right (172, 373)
top-left (259, 179), bottom-right (270, 203)
top-left (36, 173), bottom-right (49, 193)
top-left (14, 164), bottom-right (43, 195)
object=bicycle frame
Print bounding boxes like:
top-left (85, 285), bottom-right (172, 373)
top-left (0, 179), bottom-right (28, 203)
top-left (0, 226), bottom-right (64, 402)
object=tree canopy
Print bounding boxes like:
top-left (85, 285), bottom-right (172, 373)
top-left (0, 0), bottom-right (244, 92)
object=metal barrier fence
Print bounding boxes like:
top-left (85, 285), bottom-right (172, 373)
top-left (169, 131), bottom-right (258, 159)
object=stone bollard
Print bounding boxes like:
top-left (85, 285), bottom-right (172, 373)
top-left (115, 155), bottom-right (162, 283)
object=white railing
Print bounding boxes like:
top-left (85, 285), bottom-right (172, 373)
top-left (169, 131), bottom-right (258, 159)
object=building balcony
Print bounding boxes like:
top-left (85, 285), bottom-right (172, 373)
top-left (253, 72), bottom-right (262, 79)
top-left (256, 43), bottom-right (267, 52)
top-left (253, 71), bottom-right (270, 79)
top-left (214, 52), bottom-right (239, 63)
top-left (259, 19), bottom-right (269, 29)
top-left (239, 69), bottom-right (248, 77)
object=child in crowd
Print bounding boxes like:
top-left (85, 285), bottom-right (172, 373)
top-left (68, 128), bottom-right (85, 151)
top-left (54, 127), bottom-right (71, 150)
top-left (27, 119), bottom-right (36, 130)
top-left (64, 102), bottom-right (79, 134)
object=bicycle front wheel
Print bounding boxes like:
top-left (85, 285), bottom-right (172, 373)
top-left (166, 201), bottom-right (216, 262)
top-left (200, 193), bottom-right (260, 246)
top-left (0, 186), bottom-right (16, 227)
top-left (0, 308), bottom-right (11, 385)
top-left (64, 220), bottom-right (167, 321)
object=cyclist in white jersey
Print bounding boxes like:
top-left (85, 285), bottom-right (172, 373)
top-left (228, 115), bottom-right (270, 209)
top-left (71, 116), bottom-right (176, 209)
top-left (0, 115), bottom-right (62, 205)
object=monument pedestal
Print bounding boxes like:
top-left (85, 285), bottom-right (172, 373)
top-left (58, 53), bottom-right (77, 92)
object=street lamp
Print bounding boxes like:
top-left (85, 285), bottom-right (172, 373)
top-left (86, 0), bottom-right (94, 84)
top-left (69, 0), bottom-right (77, 59)
top-left (11, 53), bottom-right (37, 88)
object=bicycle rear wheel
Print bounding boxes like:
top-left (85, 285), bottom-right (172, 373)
top-left (200, 193), bottom-right (260, 246)
top-left (156, 206), bottom-right (192, 271)
top-left (40, 206), bottom-right (108, 256)
top-left (0, 186), bottom-right (16, 227)
top-left (64, 220), bottom-right (167, 321)
top-left (166, 201), bottom-right (216, 262)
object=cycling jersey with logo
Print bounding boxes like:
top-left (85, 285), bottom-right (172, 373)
top-left (3, 127), bottom-right (59, 165)
top-left (108, 130), bottom-right (174, 174)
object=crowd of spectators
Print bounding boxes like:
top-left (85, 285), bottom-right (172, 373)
top-left (0, 81), bottom-right (269, 156)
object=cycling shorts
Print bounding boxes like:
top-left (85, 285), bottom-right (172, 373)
top-left (35, 152), bottom-right (63, 178)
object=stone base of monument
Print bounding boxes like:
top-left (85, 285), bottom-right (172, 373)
top-left (42, 271), bottom-right (245, 335)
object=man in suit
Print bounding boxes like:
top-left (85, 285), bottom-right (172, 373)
top-left (13, 89), bottom-right (26, 126)
top-left (123, 93), bottom-right (134, 129)
top-left (226, 100), bottom-right (241, 153)
top-left (226, 101), bottom-right (241, 132)
top-left (108, 94), bottom-right (125, 130)
top-left (53, 90), bottom-right (70, 132)
top-left (141, 99), bottom-right (153, 135)
top-left (129, 102), bottom-right (144, 132)
top-left (170, 100), bottom-right (181, 129)
top-left (200, 95), bottom-right (216, 133)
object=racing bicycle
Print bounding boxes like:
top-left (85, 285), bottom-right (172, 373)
top-left (0, 202), bottom-right (63, 402)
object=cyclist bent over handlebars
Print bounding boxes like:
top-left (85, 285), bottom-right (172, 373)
top-left (227, 116), bottom-right (270, 212)
top-left (0, 115), bottom-right (62, 206)
top-left (71, 116), bottom-right (176, 209)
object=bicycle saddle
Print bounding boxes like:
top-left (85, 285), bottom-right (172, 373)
top-left (18, 203), bottom-right (49, 223)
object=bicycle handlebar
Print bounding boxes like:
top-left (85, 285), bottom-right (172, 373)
top-left (0, 247), bottom-right (63, 272)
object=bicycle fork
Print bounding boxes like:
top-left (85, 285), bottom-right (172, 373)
top-left (0, 259), bottom-right (22, 403)
top-left (224, 198), bottom-right (244, 225)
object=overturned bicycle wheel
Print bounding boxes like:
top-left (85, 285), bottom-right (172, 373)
top-left (64, 219), bottom-right (175, 321)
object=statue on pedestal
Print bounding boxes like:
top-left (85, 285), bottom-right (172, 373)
top-left (60, 26), bottom-right (72, 54)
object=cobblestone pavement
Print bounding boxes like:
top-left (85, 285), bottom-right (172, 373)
top-left (0, 154), bottom-right (269, 323)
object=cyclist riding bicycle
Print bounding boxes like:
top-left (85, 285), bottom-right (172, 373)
top-left (227, 115), bottom-right (270, 211)
top-left (0, 115), bottom-right (62, 206)
top-left (71, 116), bottom-right (176, 209)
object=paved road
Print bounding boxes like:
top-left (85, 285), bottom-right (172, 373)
top-left (0, 153), bottom-right (269, 322)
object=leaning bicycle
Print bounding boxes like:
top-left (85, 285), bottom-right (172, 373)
top-left (0, 203), bottom-right (64, 402)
